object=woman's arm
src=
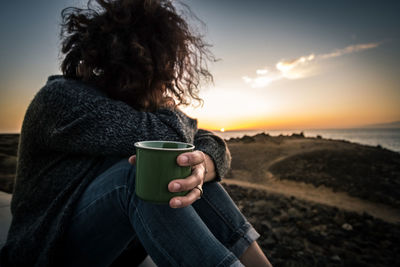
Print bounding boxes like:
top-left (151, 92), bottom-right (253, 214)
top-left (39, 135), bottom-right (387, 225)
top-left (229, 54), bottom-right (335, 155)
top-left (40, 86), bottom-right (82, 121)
top-left (203, 153), bottom-right (217, 183)
top-left (174, 151), bottom-right (216, 182)
top-left (167, 130), bottom-right (231, 208)
top-left (29, 78), bottom-right (197, 155)
top-left (193, 129), bottom-right (231, 181)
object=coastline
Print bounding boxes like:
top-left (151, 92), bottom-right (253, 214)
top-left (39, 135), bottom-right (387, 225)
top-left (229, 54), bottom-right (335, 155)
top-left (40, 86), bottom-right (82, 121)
top-left (213, 127), bottom-right (400, 153)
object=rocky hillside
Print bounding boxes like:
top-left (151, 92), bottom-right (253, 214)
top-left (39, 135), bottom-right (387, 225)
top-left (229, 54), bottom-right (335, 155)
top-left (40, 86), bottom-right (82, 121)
top-left (223, 183), bottom-right (400, 267)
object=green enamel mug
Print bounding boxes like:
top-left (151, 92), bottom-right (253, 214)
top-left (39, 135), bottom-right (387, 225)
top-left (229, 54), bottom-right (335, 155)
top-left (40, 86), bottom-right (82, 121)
top-left (134, 140), bottom-right (195, 203)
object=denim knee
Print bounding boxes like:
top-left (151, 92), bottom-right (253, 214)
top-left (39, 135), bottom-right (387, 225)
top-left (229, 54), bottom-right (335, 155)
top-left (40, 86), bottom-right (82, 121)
top-left (111, 158), bottom-right (136, 195)
top-left (119, 159), bottom-right (136, 195)
top-left (93, 157), bottom-right (137, 203)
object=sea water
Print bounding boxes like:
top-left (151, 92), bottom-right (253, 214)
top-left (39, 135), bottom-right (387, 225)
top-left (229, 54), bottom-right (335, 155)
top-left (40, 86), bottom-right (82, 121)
top-left (213, 128), bottom-right (400, 153)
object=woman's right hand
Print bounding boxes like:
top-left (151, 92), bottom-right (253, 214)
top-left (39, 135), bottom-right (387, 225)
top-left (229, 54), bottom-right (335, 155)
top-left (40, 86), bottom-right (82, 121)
top-left (167, 151), bottom-right (208, 208)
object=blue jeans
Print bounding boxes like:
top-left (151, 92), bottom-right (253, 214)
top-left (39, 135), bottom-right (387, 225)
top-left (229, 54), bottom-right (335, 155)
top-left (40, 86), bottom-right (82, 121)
top-left (61, 158), bottom-right (259, 266)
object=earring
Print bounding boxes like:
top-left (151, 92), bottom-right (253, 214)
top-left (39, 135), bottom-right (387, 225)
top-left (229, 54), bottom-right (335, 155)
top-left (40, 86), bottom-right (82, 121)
top-left (76, 60), bottom-right (84, 77)
top-left (93, 67), bottom-right (104, 76)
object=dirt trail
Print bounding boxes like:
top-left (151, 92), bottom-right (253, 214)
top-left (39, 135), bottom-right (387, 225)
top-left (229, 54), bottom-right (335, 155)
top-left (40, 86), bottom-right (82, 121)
top-left (222, 178), bottom-right (400, 224)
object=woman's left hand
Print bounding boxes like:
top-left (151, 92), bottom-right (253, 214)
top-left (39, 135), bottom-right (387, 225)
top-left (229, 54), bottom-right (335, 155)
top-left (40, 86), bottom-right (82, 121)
top-left (128, 150), bottom-right (212, 209)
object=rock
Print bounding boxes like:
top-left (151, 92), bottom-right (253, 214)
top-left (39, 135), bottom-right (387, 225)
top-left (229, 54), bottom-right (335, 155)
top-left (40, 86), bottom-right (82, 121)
top-left (342, 223), bottom-right (353, 231)
top-left (307, 232), bottom-right (324, 245)
top-left (330, 255), bottom-right (341, 262)
top-left (291, 132), bottom-right (305, 138)
top-left (277, 247), bottom-right (293, 258)
top-left (334, 213), bottom-right (346, 226)
top-left (310, 224), bottom-right (327, 233)
top-left (248, 217), bottom-right (260, 229)
top-left (290, 239), bottom-right (304, 251)
top-left (271, 216), bottom-right (281, 224)
top-left (287, 207), bottom-right (301, 218)
top-left (254, 133), bottom-right (270, 142)
top-left (279, 211), bottom-right (289, 222)
top-left (263, 236), bottom-right (276, 247)
top-left (241, 135), bottom-right (255, 143)
top-left (251, 200), bottom-right (269, 213)
top-left (272, 227), bottom-right (285, 240)
top-left (237, 203), bottom-right (244, 211)
top-left (261, 220), bottom-right (272, 230)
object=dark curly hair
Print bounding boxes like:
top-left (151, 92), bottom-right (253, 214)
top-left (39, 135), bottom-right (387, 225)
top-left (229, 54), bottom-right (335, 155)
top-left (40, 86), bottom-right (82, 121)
top-left (60, 0), bottom-right (214, 111)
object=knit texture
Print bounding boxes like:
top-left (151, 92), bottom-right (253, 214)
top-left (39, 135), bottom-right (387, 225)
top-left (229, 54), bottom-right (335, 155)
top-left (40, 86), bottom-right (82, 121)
top-left (0, 75), bottom-right (231, 266)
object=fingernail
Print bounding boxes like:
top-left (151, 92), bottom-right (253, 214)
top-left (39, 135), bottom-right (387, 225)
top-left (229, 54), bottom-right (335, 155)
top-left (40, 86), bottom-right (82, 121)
top-left (174, 199), bottom-right (182, 207)
top-left (179, 155), bottom-right (189, 164)
top-left (173, 183), bottom-right (181, 191)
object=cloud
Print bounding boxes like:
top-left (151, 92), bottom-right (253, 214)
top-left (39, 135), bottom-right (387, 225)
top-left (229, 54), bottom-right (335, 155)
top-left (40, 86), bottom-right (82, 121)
top-left (242, 73), bottom-right (280, 88)
top-left (243, 42), bottom-right (381, 88)
top-left (319, 42), bottom-right (381, 59)
top-left (276, 54), bottom-right (315, 79)
top-left (256, 69), bottom-right (268, 75)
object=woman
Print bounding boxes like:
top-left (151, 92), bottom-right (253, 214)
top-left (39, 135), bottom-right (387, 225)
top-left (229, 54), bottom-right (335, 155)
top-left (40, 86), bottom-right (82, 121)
top-left (1, 0), bottom-right (272, 266)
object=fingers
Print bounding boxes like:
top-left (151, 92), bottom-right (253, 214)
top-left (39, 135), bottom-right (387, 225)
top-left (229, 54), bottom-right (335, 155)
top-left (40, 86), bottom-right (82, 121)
top-left (168, 165), bottom-right (204, 193)
top-left (177, 150), bottom-right (204, 166)
top-left (169, 187), bottom-right (202, 208)
top-left (128, 155), bottom-right (136, 165)
top-left (168, 165), bottom-right (205, 208)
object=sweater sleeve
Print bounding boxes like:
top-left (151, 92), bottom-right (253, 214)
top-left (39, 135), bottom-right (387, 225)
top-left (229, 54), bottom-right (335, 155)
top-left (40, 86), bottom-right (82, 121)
top-left (28, 78), bottom-right (197, 156)
top-left (194, 129), bottom-right (231, 181)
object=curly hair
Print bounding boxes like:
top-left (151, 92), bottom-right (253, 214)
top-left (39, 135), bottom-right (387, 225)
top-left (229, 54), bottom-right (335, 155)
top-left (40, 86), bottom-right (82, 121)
top-left (60, 0), bottom-right (214, 111)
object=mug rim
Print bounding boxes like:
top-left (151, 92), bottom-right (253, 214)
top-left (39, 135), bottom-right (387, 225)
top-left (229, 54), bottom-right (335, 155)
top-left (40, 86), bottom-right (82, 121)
top-left (134, 140), bottom-right (195, 151)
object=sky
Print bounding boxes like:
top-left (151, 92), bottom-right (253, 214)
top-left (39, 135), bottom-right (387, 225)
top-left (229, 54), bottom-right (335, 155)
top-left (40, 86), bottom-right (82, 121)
top-left (0, 0), bottom-right (399, 132)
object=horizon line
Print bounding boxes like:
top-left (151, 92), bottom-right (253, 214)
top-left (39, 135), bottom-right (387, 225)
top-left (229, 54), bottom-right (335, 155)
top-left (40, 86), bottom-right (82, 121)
top-left (2, 126), bottom-right (400, 135)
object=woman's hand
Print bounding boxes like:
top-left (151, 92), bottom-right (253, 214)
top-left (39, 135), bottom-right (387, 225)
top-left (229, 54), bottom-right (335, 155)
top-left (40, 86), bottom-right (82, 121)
top-left (167, 151), bottom-right (208, 208)
top-left (128, 150), bottom-right (215, 209)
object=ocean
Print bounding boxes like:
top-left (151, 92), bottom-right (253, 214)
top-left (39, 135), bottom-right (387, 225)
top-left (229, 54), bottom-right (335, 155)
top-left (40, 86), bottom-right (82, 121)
top-left (212, 128), bottom-right (400, 153)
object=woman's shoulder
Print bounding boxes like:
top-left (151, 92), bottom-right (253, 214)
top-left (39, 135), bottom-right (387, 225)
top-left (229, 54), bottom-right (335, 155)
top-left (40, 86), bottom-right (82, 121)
top-left (29, 75), bottom-right (109, 112)
top-left (40, 75), bottom-right (106, 98)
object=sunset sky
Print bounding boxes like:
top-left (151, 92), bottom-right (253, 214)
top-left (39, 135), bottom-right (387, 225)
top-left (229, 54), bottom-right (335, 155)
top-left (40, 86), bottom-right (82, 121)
top-left (0, 0), bottom-right (399, 132)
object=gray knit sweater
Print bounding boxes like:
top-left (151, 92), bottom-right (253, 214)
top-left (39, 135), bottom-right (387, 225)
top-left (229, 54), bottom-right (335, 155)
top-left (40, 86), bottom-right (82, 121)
top-left (0, 75), bottom-right (231, 266)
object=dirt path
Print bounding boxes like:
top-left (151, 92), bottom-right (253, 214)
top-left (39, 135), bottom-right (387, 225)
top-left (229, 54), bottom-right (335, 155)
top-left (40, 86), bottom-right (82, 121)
top-left (222, 178), bottom-right (400, 224)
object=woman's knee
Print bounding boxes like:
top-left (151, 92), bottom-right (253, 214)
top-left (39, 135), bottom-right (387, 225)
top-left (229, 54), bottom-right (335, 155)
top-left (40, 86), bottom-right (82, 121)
top-left (96, 157), bottom-right (137, 195)
top-left (114, 158), bottom-right (136, 193)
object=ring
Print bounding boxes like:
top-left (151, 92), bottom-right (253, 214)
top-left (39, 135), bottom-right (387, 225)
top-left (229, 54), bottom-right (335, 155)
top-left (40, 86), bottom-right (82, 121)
top-left (193, 185), bottom-right (203, 198)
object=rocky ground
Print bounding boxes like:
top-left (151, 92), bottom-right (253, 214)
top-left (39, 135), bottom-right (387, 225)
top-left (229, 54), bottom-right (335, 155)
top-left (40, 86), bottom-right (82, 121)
top-left (226, 132), bottom-right (400, 209)
top-left (223, 183), bottom-right (400, 267)
top-left (0, 134), bottom-right (18, 194)
top-left (269, 142), bottom-right (400, 209)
